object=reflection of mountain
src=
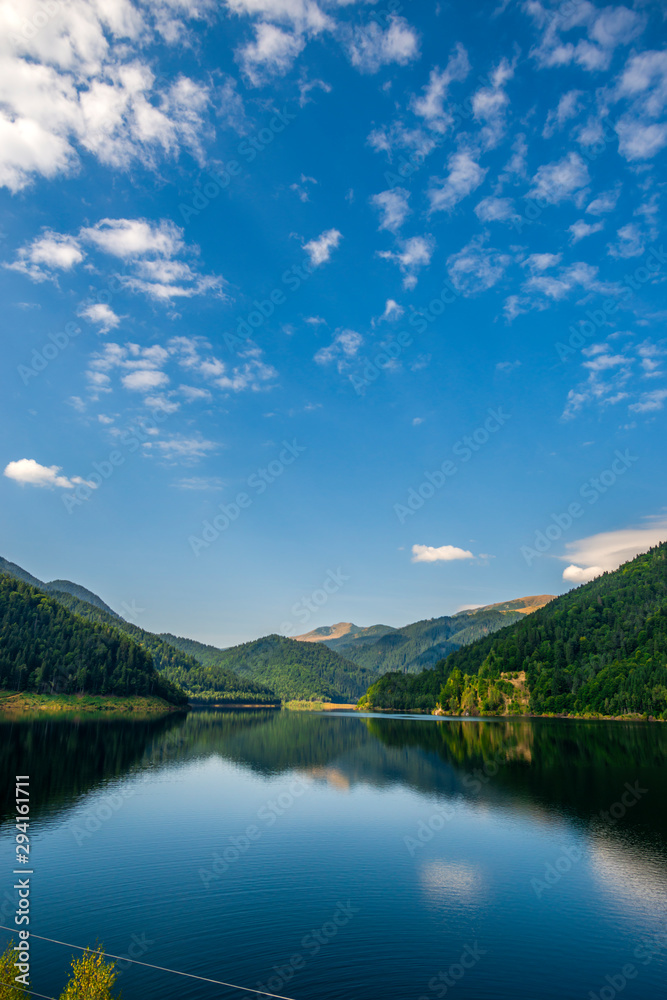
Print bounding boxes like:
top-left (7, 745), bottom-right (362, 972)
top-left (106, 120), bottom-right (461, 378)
top-left (2, 711), bottom-right (665, 863)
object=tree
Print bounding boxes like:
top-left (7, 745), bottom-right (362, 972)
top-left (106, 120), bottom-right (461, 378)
top-left (58, 948), bottom-right (119, 1000)
top-left (0, 941), bottom-right (28, 999)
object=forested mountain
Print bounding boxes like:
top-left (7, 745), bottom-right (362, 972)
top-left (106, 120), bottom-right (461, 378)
top-left (360, 544), bottom-right (667, 719)
top-left (46, 580), bottom-right (119, 616)
top-left (0, 574), bottom-right (186, 704)
top-left (191, 634), bottom-right (376, 702)
top-left (0, 557), bottom-right (117, 614)
top-left (0, 557), bottom-right (278, 705)
top-left (160, 632), bottom-right (231, 666)
top-left (338, 606), bottom-right (535, 673)
top-left (45, 591), bottom-right (278, 705)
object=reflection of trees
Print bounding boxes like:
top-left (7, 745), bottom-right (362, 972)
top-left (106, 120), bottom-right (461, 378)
top-left (2, 710), bottom-right (665, 857)
top-left (0, 713), bottom-right (184, 825)
top-left (365, 715), bottom-right (667, 841)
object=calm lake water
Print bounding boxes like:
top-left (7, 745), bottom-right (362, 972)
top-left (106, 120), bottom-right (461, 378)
top-left (2, 709), bottom-right (667, 1000)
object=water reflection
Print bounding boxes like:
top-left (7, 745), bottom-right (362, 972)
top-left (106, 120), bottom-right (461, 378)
top-left (2, 708), bottom-right (666, 852)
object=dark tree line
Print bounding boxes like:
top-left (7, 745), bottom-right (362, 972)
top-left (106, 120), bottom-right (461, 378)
top-left (0, 575), bottom-right (186, 704)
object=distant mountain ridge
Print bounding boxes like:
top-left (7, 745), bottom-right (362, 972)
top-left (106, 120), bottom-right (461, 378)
top-left (293, 622), bottom-right (396, 647)
top-left (293, 596), bottom-right (554, 674)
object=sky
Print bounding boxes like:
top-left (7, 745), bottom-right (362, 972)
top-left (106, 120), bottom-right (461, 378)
top-left (1, 0), bottom-right (667, 647)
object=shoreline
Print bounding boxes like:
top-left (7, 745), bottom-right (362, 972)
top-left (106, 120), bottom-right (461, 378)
top-left (358, 705), bottom-right (664, 722)
top-left (0, 692), bottom-right (185, 716)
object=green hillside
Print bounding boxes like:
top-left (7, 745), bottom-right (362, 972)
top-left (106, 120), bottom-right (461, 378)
top-left (0, 574), bottom-right (186, 705)
top-left (360, 544), bottom-right (667, 719)
top-left (160, 632), bottom-right (230, 666)
top-left (46, 579), bottom-right (119, 616)
top-left (193, 633), bottom-right (376, 702)
top-left (47, 591), bottom-right (278, 705)
top-left (341, 607), bottom-right (526, 673)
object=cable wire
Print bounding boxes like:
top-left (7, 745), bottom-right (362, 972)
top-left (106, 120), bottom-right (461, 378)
top-left (0, 927), bottom-right (298, 1000)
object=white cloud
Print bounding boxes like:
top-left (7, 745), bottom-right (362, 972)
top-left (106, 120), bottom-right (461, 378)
top-left (81, 218), bottom-right (183, 259)
top-left (559, 520), bottom-right (667, 584)
top-left (371, 188), bottom-right (410, 233)
top-left (153, 434), bottom-right (219, 462)
top-left (607, 223), bottom-right (645, 259)
top-left (224, 0), bottom-right (330, 34)
top-left (629, 388), bottom-right (667, 414)
top-left (0, 1), bottom-right (216, 191)
top-left (616, 120), bottom-right (667, 161)
top-left (561, 337), bottom-right (667, 419)
top-left (522, 252), bottom-right (562, 273)
top-left (447, 237), bottom-right (511, 295)
top-left (78, 303), bottom-right (121, 333)
top-left (3, 458), bottom-right (96, 490)
top-left (411, 544), bottom-right (474, 563)
top-left (527, 152), bottom-right (589, 205)
top-left (144, 394), bottom-right (180, 414)
top-left (379, 299), bottom-right (404, 322)
top-left (429, 150), bottom-right (487, 213)
top-left (543, 89), bottom-right (585, 138)
top-left (313, 329), bottom-right (362, 368)
top-left (11, 216), bottom-right (222, 302)
top-left (613, 50), bottom-right (667, 161)
top-left (471, 55), bottom-right (516, 149)
top-left (562, 564), bottom-right (604, 584)
top-left (215, 359), bottom-right (278, 392)
top-left (237, 22), bottom-right (306, 85)
top-left (378, 235), bottom-right (434, 289)
top-left (411, 44), bottom-right (470, 132)
top-left (527, 3), bottom-right (646, 74)
top-left (345, 15), bottom-right (420, 75)
top-left (569, 219), bottom-right (604, 243)
top-left (587, 188), bottom-right (620, 215)
top-left (290, 173), bottom-right (317, 202)
top-left (615, 49), bottom-right (667, 117)
top-left (474, 197), bottom-right (515, 223)
top-left (180, 385), bottom-right (213, 402)
top-left (122, 369), bottom-right (170, 391)
top-left (303, 228), bottom-right (342, 266)
top-left (5, 231), bottom-right (84, 282)
top-left (367, 121), bottom-right (438, 162)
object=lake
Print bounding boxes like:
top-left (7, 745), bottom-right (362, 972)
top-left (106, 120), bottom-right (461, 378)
top-left (2, 709), bottom-right (666, 1000)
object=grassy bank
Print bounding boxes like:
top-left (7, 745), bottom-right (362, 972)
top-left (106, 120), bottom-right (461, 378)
top-left (0, 692), bottom-right (184, 716)
top-left (285, 700), bottom-right (356, 711)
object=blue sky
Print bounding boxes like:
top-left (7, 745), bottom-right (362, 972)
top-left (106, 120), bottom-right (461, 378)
top-left (1, 0), bottom-right (667, 646)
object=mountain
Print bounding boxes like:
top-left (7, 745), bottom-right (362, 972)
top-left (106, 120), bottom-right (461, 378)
top-left (0, 556), bottom-right (44, 589)
top-left (360, 545), bottom-right (667, 719)
top-left (160, 632), bottom-right (231, 666)
top-left (293, 622), bottom-right (397, 651)
top-left (0, 557), bottom-right (277, 705)
top-left (172, 633), bottom-right (376, 703)
top-left (45, 580), bottom-right (119, 616)
top-left (0, 557), bottom-right (118, 615)
top-left (301, 597), bottom-right (554, 676)
top-left (50, 591), bottom-right (278, 705)
top-left (0, 574), bottom-right (186, 705)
